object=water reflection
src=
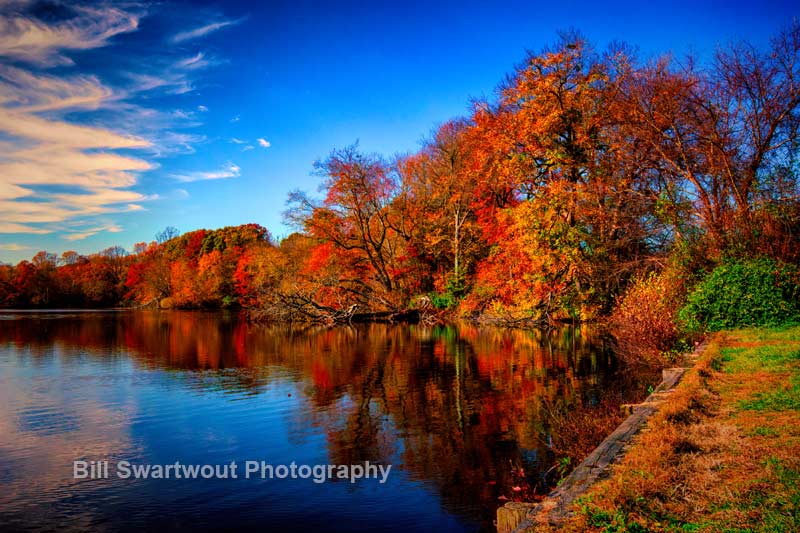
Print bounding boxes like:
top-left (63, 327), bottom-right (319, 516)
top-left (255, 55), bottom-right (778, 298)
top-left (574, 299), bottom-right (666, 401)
top-left (0, 311), bottom-right (656, 531)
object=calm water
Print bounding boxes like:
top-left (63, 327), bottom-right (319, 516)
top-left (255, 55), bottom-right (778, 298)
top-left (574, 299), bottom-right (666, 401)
top-left (0, 311), bottom-right (654, 531)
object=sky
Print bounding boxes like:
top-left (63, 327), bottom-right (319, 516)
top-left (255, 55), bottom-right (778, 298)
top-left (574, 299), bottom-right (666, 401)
top-left (0, 0), bottom-right (798, 264)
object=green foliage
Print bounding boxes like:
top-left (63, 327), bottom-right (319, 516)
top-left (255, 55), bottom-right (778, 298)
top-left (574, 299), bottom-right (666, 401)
top-left (429, 292), bottom-right (456, 309)
top-left (679, 258), bottom-right (800, 332)
top-left (580, 504), bottom-right (650, 533)
top-left (429, 273), bottom-right (466, 309)
top-left (556, 456), bottom-right (571, 481)
top-left (747, 426), bottom-right (779, 437)
top-left (221, 295), bottom-right (238, 308)
top-left (756, 457), bottom-right (800, 532)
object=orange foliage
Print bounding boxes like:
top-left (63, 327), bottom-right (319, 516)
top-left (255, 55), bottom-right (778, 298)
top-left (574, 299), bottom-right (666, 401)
top-left (4, 26), bottom-right (800, 321)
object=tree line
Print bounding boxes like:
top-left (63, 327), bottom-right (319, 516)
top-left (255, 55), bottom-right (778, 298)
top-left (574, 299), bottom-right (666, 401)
top-left (2, 27), bottom-right (799, 326)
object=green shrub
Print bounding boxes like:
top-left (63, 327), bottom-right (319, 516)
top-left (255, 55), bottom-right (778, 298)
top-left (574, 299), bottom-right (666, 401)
top-left (679, 258), bottom-right (800, 332)
top-left (430, 272), bottom-right (466, 310)
top-left (429, 291), bottom-right (456, 309)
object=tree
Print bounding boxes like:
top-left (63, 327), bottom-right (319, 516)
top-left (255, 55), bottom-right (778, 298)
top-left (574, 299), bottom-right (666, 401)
top-left (617, 22), bottom-right (800, 256)
top-left (464, 35), bottom-right (658, 319)
top-left (59, 251), bottom-right (82, 266)
top-left (156, 226), bottom-right (179, 244)
top-left (399, 119), bottom-right (483, 297)
top-left (286, 144), bottom-right (415, 307)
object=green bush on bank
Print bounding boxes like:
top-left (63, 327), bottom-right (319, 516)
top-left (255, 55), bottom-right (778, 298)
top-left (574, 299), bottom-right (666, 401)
top-left (679, 258), bottom-right (800, 332)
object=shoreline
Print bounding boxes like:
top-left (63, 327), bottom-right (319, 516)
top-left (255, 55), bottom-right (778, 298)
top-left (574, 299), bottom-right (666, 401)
top-left (496, 342), bottom-right (707, 532)
top-left (499, 326), bottom-right (800, 532)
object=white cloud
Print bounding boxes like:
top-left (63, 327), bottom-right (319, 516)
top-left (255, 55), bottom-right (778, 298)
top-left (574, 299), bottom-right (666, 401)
top-left (0, 3), bottom-right (216, 239)
top-left (230, 137), bottom-right (245, 144)
top-left (0, 65), bottom-right (113, 112)
top-left (126, 49), bottom-right (220, 98)
top-left (0, 108), bottom-right (149, 149)
top-left (0, 4), bottom-right (142, 66)
top-left (0, 4), bottom-right (234, 241)
top-left (63, 224), bottom-right (123, 241)
top-left (177, 52), bottom-right (212, 70)
top-left (230, 114), bottom-right (240, 123)
top-left (149, 132), bottom-right (206, 156)
top-left (242, 145), bottom-right (254, 152)
top-left (0, 243), bottom-right (31, 251)
top-left (257, 138), bottom-right (271, 148)
top-left (0, 223), bottom-right (52, 235)
top-left (0, 100), bottom-right (156, 228)
top-left (171, 18), bottom-right (243, 43)
top-left (129, 71), bottom-right (193, 95)
top-left (172, 162), bottom-right (241, 183)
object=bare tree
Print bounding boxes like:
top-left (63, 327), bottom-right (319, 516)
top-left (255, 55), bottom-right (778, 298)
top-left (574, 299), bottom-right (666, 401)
top-left (156, 226), bottom-right (180, 244)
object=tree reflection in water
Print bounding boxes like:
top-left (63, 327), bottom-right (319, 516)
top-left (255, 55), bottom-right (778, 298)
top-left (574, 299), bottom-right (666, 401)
top-left (0, 310), bottom-right (657, 528)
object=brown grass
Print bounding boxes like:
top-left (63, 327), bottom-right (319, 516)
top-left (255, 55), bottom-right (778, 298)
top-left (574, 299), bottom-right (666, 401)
top-left (535, 327), bottom-right (800, 532)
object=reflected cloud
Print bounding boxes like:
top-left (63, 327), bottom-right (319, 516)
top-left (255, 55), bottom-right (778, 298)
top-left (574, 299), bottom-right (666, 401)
top-left (0, 348), bottom-right (138, 527)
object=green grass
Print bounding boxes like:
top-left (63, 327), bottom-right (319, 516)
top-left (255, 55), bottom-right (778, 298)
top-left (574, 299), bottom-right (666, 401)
top-left (746, 426), bottom-right (779, 437)
top-left (751, 457), bottom-right (800, 532)
top-left (740, 376), bottom-right (800, 411)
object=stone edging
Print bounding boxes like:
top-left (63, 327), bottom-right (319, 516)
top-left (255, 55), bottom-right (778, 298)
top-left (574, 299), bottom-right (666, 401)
top-left (496, 341), bottom-right (708, 532)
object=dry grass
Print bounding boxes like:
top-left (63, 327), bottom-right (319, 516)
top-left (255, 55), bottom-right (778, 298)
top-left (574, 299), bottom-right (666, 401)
top-left (541, 326), bottom-right (800, 533)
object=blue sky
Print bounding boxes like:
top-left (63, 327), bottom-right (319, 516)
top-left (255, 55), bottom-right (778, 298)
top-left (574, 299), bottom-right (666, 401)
top-left (0, 0), bottom-right (797, 264)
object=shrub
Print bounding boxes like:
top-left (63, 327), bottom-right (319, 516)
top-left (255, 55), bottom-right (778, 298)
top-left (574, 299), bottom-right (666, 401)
top-left (679, 257), bottom-right (800, 332)
top-left (429, 291), bottom-right (456, 309)
top-left (430, 273), bottom-right (466, 310)
top-left (611, 270), bottom-right (687, 366)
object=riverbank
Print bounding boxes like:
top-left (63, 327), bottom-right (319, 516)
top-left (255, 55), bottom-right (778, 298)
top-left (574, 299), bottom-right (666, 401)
top-left (519, 326), bottom-right (800, 532)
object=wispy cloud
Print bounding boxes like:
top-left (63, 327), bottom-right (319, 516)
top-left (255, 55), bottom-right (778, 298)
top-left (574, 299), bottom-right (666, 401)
top-left (0, 2), bottom-right (228, 240)
top-left (171, 18), bottom-right (243, 43)
top-left (176, 52), bottom-right (214, 70)
top-left (228, 137), bottom-right (256, 151)
top-left (0, 65), bottom-right (113, 112)
top-left (0, 108), bottom-right (149, 149)
top-left (172, 162), bottom-right (241, 183)
top-left (63, 224), bottom-right (123, 241)
top-left (0, 101), bottom-right (155, 230)
top-left (257, 138), bottom-right (271, 148)
top-left (0, 4), bottom-right (143, 66)
top-left (0, 223), bottom-right (52, 235)
top-left (230, 114), bottom-right (240, 123)
top-left (125, 50), bottom-right (221, 98)
top-left (197, 104), bottom-right (208, 112)
top-left (0, 243), bottom-right (31, 251)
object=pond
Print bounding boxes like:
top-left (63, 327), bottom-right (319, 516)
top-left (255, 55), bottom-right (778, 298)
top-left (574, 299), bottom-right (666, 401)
top-left (0, 310), bottom-right (656, 531)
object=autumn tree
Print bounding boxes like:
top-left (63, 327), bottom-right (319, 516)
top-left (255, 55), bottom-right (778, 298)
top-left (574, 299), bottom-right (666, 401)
top-left (398, 120), bottom-right (484, 300)
top-left (464, 35), bottom-right (660, 320)
top-left (4, 26), bottom-right (798, 323)
top-left (617, 23), bottom-right (800, 258)
top-left (286, 145), bottom-right (417, 309)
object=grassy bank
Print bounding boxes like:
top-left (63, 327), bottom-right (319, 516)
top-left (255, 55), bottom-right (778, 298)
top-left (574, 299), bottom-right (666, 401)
top-left (552, 326), bottom-right (800, 532)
